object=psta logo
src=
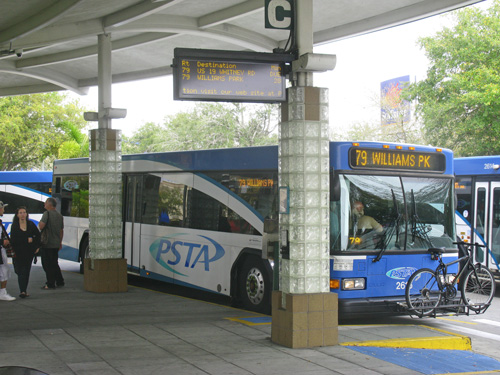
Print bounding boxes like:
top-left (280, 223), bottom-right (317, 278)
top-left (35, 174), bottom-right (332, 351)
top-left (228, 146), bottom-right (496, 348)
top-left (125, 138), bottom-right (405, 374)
top-left (149, 234), bottom-right (225, 276)
top-left (386, 267), bottom-right (417, 280)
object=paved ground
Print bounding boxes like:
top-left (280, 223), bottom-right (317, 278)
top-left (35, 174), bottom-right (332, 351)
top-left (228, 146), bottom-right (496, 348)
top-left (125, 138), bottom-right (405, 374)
top-left (0, 261), bottom-right (499, 375)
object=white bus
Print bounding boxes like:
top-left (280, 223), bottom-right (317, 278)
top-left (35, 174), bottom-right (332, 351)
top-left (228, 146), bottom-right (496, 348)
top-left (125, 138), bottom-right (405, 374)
top-left (0, 171), bottom-right (52, 231)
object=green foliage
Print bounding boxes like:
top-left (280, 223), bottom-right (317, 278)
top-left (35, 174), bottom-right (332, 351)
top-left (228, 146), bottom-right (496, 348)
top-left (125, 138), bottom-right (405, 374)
top-left (123, 102), bottom-right (279, 154)
top-left (407, 1), bottom-right (500, 156)
top-left (0, 93), bottom-right (88, 170)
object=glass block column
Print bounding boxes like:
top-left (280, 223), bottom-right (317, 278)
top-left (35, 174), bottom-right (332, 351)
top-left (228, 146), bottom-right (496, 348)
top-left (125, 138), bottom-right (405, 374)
top-left (272, 86), bottom-right (337, 348)
top-left (89, 128), bottom-right (122, 259)
top-left (279, 86), bottom-right (330, 294)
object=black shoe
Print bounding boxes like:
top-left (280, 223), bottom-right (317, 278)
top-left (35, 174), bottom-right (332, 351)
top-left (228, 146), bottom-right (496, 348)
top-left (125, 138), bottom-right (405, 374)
top-left (19, 293), bottom-right (29, 298)
top-left (41, 285), bottom-right (55, 290)
top-left (56, 283), bottom-right (65, 287)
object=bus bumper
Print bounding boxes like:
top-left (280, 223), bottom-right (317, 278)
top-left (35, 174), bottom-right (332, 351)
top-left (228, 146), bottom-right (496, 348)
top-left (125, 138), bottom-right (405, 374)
top-left (339, 296), bottom-right (406, 318)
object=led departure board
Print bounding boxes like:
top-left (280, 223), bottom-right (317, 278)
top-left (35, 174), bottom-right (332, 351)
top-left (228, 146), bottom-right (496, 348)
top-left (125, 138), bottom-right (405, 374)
top-left (173, 48), bottom-right (292, 103)
top-left (349, 147), bottom-right (446, 173)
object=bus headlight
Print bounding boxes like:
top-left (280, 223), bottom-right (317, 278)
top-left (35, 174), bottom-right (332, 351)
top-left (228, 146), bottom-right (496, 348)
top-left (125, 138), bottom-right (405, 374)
top-left (342, 278), bottom-right (365, 290)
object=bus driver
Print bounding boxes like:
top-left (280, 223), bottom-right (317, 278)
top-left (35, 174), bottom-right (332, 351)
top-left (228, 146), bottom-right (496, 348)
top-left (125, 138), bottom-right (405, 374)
top-left (352, 201), bottom-right (383, 234)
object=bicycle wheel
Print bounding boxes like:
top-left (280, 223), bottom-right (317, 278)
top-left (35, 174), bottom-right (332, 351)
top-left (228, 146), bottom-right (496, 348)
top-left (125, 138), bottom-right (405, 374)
top-left (405, 268), bottom-right (442, 317)
top-left (460, 264), bottom-right (496, 312)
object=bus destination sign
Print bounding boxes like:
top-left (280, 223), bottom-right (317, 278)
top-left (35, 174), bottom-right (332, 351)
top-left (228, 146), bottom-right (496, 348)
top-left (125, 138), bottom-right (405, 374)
top-left (349, 147), bottom-right (446, 173)
top-left (173, 48), bottom-right (291, 103)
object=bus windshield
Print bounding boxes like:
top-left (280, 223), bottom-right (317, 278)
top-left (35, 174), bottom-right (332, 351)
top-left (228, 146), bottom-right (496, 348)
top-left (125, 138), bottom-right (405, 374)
top-left (330, 174), bottom-right (455, 253)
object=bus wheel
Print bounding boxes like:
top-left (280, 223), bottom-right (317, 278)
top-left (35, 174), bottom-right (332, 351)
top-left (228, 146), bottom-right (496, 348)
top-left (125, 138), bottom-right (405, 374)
top-left (238, 257), bottom-right (271, 314)
top-left (79, 237), bottom-right (89, 274)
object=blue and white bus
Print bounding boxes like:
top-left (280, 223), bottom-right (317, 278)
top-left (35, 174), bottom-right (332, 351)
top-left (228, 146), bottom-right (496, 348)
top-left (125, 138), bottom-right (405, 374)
top-left (0, 171), bottom-right (52, 232)
top-left (52, 142), bottom-right (456, 315)
top-left (455, 156), bottom-right (500, 278)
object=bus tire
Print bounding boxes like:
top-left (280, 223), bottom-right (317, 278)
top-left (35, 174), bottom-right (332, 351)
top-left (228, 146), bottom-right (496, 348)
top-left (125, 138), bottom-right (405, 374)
top-left (79, 236), bottom-right (89, 274)
top-left (238, 256), bottom-right (271, 314)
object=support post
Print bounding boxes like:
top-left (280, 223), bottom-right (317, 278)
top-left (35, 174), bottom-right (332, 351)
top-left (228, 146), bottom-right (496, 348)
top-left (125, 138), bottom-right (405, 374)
top-left (271, 0), bottom-right (338, 348)
top-left (84, 33), bottom-right (127, 293)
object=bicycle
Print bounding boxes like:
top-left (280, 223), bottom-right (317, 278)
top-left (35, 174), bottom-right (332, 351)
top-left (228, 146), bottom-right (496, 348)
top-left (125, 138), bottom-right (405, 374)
top-left (405, 242), bottom-right (496, 317)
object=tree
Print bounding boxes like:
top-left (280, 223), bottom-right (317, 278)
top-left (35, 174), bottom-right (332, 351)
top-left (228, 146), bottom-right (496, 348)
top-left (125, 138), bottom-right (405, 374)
top-left (58, 120), bottom-right (89, 159)
top-left (123, 102), bottom-right (279, 153)
top-left (0, 93), bottom-right (88, 170)
top-left (122, 122), bottom-right (168, 154)
top-left (406, 1), bottom-right (500, 156)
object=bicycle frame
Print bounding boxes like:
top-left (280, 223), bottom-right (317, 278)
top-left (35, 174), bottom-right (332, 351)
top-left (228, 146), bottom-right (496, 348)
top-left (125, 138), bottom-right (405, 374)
top-left (434, 253), bottom-right (470, 293)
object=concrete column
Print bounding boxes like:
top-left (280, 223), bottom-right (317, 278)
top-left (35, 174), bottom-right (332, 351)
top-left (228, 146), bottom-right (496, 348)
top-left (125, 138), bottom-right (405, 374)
top-left (98, 34), bottom-right (112, 130)
top-left (271, 0), bottom-right (338, 348)
top-left (84, 33), bottom-right (127, 293)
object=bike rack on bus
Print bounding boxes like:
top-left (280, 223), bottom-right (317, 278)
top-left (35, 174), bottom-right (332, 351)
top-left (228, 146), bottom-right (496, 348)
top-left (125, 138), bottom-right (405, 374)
top-left (398, 300), bottom-right (492, 318)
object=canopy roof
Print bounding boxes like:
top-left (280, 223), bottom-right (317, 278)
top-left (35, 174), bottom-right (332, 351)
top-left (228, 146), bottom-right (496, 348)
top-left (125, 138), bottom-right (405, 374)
top-left (0, 0), bottom-right (483, 96)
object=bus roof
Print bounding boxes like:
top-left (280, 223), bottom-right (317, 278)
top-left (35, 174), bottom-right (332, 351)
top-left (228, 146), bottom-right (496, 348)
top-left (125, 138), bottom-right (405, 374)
top-left (54, 141), bottom-right (453, 174)
top-left (455, 156), bottom-right (500, 176)
top-left (0, 171), bottom-right (52, 184)
top-left (124, 145), bottom-right (279, 171)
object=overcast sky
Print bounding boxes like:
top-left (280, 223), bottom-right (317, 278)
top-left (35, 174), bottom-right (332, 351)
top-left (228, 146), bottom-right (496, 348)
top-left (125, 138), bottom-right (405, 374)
top-left (70, 0), bottom-right (491, 137)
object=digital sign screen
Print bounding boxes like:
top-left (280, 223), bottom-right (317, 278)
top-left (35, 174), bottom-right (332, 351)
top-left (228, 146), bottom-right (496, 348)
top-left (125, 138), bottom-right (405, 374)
top-left (349, 147), bottom-right (446, 173)
top-left (173, 48), bottom-right (291, 103)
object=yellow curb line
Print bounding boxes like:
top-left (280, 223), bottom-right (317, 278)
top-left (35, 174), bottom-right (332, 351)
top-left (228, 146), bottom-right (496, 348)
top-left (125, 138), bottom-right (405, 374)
top-left (341, 324), bottom-right (471, 350)
top-left (341, 335), bottom-right (471, 350)
top-left (226, 317), bottom-right (271, 326)
top-left (435, 371), bottom-right (500, 375)
top-left (436, 316), bottom-right (478, 325)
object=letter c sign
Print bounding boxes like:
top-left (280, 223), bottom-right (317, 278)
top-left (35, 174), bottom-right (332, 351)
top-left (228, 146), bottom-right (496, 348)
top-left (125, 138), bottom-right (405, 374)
top-left (265, 0), bottom-right (293, 30)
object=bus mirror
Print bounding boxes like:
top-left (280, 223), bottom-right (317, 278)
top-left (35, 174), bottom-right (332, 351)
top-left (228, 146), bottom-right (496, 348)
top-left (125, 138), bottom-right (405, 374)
top-left (262, 218), bottom-right (279, 260)
top-left (331, 170), bottom-right (340, 201)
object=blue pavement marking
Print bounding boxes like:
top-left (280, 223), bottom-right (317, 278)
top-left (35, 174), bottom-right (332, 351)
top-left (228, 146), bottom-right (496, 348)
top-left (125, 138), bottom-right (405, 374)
top-left (226, 316), bottom-right (272, 326)
top-left (347, 346), bottom-right (500, 375)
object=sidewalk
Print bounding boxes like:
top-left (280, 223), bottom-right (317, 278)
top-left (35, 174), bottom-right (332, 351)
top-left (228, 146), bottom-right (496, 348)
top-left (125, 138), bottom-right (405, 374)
top-left (0, 262), bottom-right (498, 375)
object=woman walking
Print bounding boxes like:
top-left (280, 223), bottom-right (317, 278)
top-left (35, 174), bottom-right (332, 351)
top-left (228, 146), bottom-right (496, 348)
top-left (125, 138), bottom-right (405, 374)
top-left (10, 207), bottom-right (40, 298)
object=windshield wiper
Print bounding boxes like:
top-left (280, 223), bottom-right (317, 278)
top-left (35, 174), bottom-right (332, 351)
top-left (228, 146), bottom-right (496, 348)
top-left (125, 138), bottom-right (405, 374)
top-left (410, 189), bottom-right (433, 247)
top-left (373, 189), bottom-right (401, 262)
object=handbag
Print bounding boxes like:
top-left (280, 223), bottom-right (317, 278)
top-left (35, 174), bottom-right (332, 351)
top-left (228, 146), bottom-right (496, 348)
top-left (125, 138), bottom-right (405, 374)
top-left (40, 212), bottom-right (50, 246)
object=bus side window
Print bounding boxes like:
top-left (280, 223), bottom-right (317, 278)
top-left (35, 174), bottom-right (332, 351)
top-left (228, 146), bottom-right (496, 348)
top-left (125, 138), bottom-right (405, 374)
top-left (158, 179), bottom-right (185, 227)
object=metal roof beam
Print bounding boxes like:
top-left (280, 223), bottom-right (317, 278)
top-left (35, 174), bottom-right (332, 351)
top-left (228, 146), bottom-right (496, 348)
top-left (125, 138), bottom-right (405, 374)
top-left (104, 0), bottom-right (186, 29)
top-left (197, 0), bottom-right (262, 29)
top-left (0, 0), bottom-right (81, 45)
top-left (16, 33), bottom-right (175, 68)
top-left (78, 66), bottom-right (173, 87)
top-left (8, 19), bottom-right (104, 50)
top-left (0, 83), bottom-right (66, 97)
top-left (314, 0), bottom-right (484, 43)
top-left (120, 15), bottom-right (277, 52)
top-left (0, 61), bottom-right (88, 95)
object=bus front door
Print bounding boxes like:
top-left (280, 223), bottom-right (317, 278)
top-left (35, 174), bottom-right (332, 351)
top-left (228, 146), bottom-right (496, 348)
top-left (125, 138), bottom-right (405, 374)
top-left (124, 175), bottom-right (143, 272)
top-left (488, 183), bottom-right (500, 270)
